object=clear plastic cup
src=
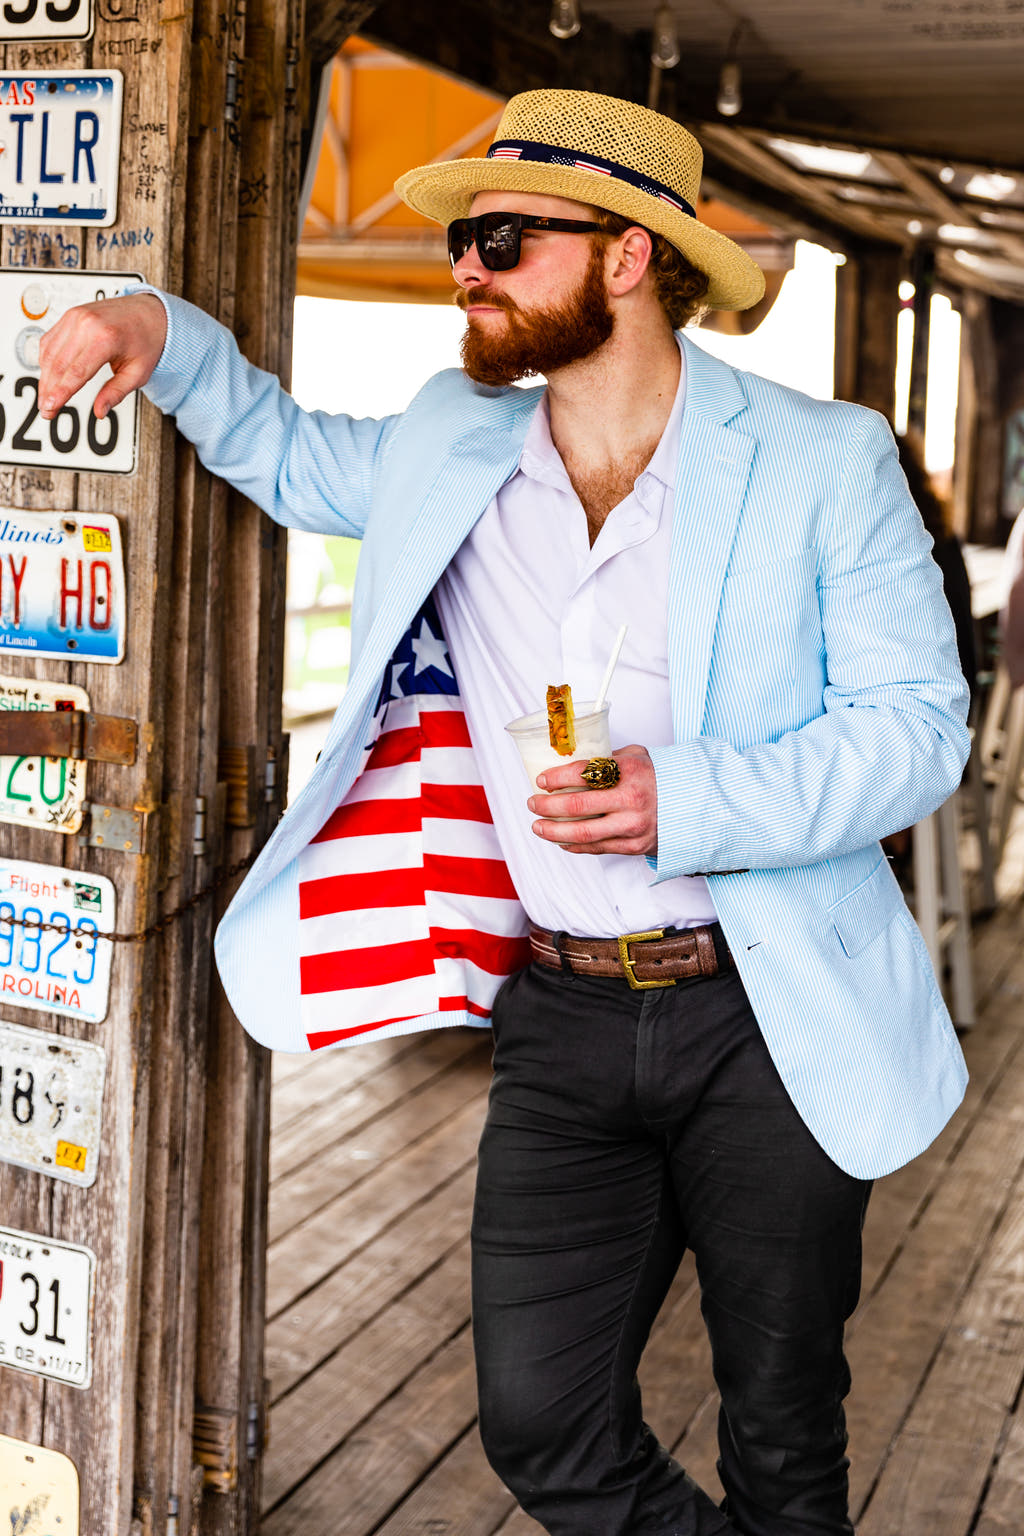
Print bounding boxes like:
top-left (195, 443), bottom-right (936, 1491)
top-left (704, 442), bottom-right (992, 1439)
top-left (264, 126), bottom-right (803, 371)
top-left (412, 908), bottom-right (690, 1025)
top-left (505, 700), bottom-right (612, 819)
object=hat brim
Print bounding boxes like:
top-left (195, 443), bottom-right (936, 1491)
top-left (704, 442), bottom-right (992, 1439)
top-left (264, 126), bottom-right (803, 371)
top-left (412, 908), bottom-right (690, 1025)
top-left (395, 157), bottom-right (766, 312)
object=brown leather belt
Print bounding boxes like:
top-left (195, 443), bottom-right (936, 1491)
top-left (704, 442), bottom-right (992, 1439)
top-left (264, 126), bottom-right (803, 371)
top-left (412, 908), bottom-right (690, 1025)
top-left (528, 922), bottom-right (734, 991)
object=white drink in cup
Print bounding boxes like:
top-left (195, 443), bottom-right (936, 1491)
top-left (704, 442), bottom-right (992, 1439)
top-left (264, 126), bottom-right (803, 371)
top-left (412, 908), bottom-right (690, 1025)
top-left (505, 700), bottom-right (612, 820)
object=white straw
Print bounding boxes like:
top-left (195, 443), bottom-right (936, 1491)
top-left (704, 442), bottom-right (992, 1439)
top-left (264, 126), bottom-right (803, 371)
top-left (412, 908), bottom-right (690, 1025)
top-left (593, 625), bottom-right (628, 713)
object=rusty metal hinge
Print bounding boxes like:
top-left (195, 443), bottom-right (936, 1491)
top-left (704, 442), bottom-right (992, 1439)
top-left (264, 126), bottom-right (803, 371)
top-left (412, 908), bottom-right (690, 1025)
top-left (0, 711), bottom-right (137, 765)
top-left (194, 1405), bottom-right (238, 1494)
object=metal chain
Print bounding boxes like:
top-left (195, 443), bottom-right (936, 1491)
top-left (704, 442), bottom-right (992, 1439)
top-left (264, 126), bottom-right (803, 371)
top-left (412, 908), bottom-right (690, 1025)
top-left (0, 856), bottom-right (257, 944)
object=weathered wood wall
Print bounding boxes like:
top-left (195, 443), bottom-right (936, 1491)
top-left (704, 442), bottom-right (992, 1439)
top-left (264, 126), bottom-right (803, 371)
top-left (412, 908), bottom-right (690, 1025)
top-left (0, 1), bottom-right (304, 1530)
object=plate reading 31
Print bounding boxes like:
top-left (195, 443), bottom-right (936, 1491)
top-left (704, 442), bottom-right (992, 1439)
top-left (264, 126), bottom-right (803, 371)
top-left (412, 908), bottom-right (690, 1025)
top-left (0, 1020), bottom-right (105, 1187)
top-left (0, 856), bottom-right (115, 1024)
top-left (0, 1225), bottom-right (95, 1388)
top-left (0, 271), bottom-right (142, 474)
top-left (0, 510), bottom-right (125, 664)
top-left (0, 0), bottom-right (93, 43)
top-left (0, 71), bottom-right (122, 225)
top-left (0, 677), bottom-right (89, 834)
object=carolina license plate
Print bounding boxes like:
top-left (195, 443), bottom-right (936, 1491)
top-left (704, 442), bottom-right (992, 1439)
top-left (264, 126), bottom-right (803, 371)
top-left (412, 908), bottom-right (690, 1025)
top-left (1, 0), bottom-right (93, 42)
top-left (0, 510), bottom-right (125, 664)
top-left (0, 1225), bottom-right (95, 1388)
top-left (0, 1019), bottom-right (104, 1187)
top-left (0, 271), bottom-right (142, 474)
top-left (0, 71), bottom-right (122, 226)
top-left (0, 856), bottom-right (115, 1024)
top-left (0, 676), bottom-right (89, 834)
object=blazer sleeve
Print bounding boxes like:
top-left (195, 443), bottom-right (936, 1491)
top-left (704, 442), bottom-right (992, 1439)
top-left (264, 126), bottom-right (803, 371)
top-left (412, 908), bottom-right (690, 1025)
top-left (138, 286), bottom-right (399, 539)
top-left (649, 409), bottom-right (971, 876)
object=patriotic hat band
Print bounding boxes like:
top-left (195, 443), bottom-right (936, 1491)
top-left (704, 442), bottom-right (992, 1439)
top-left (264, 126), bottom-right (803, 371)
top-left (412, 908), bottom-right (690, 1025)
top-left (485, 140), bottom-right (697, 221)
top-left (395, 87), bottom-right (765, 312)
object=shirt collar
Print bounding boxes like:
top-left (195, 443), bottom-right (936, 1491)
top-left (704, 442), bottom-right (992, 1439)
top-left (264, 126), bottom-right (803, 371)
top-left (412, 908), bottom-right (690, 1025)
top-left (516, 334), bottom-right (687, 500)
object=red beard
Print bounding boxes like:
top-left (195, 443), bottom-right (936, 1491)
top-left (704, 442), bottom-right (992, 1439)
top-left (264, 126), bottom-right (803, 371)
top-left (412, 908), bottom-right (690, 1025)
top-left (457, 242), bottom-right (614, 386)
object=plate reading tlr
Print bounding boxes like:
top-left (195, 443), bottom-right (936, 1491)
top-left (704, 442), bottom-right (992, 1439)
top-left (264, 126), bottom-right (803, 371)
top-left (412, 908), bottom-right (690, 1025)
top-left (0, 271), bottom-right (142, 474)
top-left (0, 510), bottom-right (124, 663)
top-left (0, 1020), bottom-right (105, 1187)
top-left (0, 71), bottom-right (122, 225)
top-left (0, 857), bottom-right (115, 1024)
top-left (0, 0), bottom-right (93, 43)
top-left (0, 1225), bottom-right (95, 1389)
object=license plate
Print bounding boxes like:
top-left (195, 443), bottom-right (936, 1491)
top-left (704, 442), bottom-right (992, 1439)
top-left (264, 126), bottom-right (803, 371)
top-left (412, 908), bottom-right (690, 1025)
top-left (0, 856), bottom-right (115, 1024)
top-left (0, 271), bottom-right (141, 474)
top-left (0, 676), bottom-right (89, 834)
top-left (0, 1225), bottom-right (95, 1388)
top-left (0, 71), bottom-right (122, 226)
top-left (0, 1019), bottom-right (104, 1187)
top-left (0, 510), bottom-right (125, 664)
top-left (0, 0), bottom-right (93, 43)
top-left (0, 1434), bottom-right (80, 1531)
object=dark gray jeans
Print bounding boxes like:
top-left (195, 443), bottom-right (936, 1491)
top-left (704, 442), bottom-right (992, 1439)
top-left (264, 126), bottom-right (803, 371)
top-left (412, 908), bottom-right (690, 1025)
top-left (472, 951), bottom-right (870, 1536)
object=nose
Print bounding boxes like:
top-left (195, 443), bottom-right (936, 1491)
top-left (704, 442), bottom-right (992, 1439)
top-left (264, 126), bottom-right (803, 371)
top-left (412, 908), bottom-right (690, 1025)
top-left (451, 239), bottom-right (490, 289)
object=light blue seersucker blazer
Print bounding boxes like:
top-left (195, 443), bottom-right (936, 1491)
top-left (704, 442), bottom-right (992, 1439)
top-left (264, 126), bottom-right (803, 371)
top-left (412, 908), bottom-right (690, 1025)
top-left (142, 289), bottom-right (971, 1181)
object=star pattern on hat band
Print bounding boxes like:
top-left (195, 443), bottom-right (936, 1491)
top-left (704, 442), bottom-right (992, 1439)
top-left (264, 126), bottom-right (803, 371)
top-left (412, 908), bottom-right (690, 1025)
top-left (485, 139), bottom-right (695, 220)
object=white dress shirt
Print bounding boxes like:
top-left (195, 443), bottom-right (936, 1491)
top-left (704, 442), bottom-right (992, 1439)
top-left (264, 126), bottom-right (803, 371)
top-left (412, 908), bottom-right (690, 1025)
top-left (434, 340), bottom-right (717, 937)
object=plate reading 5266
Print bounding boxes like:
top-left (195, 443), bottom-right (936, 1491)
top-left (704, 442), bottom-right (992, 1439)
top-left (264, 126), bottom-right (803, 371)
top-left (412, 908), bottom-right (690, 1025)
top-left (0, 271), bottom-right (142, 475)
top-left (0, 1225), bottom-right (95, 1389)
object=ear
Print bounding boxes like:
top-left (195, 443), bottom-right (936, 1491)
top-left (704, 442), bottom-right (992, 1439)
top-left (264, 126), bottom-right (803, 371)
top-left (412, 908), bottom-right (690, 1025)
top-left (605, 226), bottom-right (654, 298)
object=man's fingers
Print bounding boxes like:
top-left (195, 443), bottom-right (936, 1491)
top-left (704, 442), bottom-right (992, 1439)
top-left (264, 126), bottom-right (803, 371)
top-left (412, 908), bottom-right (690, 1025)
top-left (37, 294), bottom-right (167, 419)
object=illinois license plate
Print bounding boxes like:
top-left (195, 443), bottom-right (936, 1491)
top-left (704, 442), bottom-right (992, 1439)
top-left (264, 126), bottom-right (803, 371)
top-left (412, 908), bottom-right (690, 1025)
top-left (0, 856), bottom-right (115, 1024)
top-left (0, 1019), bottom-right (105, 1187)
top-left (0, 0), bottom-right (93, 43)
top-left (0, 1225), bottom-right (95, 1388)
top-left (0, 676), bottom-right (89, 834)
top-left (0, 71), bottom-right (122, 226)
top-left (1, 271), bottom-right (142, 474)
top-left (0, 510), bottom-right (125, 664)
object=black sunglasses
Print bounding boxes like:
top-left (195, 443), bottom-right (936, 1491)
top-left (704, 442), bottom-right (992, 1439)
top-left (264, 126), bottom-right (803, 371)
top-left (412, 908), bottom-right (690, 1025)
top-left (447, 211), bottom-right (604, 272)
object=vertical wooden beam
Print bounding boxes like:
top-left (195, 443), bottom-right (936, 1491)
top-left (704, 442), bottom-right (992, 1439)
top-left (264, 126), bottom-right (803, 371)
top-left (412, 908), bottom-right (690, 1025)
top-left (963, 292), bottom-right (1003, 544)
top-left (833, 243), bottom-right (902, 420)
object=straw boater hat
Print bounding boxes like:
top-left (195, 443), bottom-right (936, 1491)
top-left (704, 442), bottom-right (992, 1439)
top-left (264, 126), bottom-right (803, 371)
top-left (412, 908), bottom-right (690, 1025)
top-left (395, 88), bottom-right (765, 312)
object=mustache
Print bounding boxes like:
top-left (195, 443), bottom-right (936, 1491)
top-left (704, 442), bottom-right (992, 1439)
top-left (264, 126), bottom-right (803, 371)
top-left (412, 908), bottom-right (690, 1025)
top-left (454, 287), bottom-right (518, 314)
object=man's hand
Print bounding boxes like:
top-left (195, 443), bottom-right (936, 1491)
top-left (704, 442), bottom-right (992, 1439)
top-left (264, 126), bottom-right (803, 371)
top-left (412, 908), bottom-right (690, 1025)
top-left (37, 293), bottom-right (168, 422)
top-left (529, 744), bottom-right (658, 856)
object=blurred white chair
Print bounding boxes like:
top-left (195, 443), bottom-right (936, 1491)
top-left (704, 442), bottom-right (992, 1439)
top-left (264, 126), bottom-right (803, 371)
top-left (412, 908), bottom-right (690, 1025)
top-left (912, 793), bottom-right (975, 1029)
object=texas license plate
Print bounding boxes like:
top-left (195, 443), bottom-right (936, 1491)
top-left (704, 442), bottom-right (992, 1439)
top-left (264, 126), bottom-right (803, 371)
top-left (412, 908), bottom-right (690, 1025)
top-left (0, 510), bottom-right (125, 664)
top-left (0, 1019), bottom-right (105, 1187)
top-left (0, 676), bottom-right (89, 834)
top-left (0, 0), bottom-right (93, 43)
top-left (0, 1225), bottom-right (95, 1388)
top-left (0, 270), bottom-right (142, 473)
top-left (0, 71), bottom-right (122, 226)
top-left (0, 856), bottom-right (115, 1024)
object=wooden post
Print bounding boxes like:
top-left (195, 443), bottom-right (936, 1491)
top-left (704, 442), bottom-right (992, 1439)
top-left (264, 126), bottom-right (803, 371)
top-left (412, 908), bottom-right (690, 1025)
top-left (0, 1), bottom-right (305, 1531)
top-left (833, 242), bottom-right (902, 419)
top-left (906, 244), bottom-right (936, 441)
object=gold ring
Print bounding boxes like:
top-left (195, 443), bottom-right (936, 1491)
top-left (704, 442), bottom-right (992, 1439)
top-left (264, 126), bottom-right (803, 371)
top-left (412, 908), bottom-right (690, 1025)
top-left (581, 756), bottom-right (620, 789)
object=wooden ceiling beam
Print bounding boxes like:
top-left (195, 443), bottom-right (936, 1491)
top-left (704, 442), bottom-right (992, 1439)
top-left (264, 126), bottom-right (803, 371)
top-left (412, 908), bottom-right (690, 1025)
top-left (872, 150), bottom-right (1024, 270)
top-left (304, 0), bottom-right (382, 67)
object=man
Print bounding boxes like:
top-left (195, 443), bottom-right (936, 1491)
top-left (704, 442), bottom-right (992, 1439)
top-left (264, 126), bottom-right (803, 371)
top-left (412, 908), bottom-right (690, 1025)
top-left (39, 89), bottom-right (969, 1536)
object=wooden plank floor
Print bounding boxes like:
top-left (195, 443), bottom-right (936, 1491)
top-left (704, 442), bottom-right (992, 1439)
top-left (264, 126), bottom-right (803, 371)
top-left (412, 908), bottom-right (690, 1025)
top-left (260, 882), bottom-right (1024, 1535)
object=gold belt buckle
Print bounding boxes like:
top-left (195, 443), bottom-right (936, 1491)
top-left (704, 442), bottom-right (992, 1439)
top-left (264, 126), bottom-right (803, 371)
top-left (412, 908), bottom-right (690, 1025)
top-left (616, 928), bottom-right (676, 990)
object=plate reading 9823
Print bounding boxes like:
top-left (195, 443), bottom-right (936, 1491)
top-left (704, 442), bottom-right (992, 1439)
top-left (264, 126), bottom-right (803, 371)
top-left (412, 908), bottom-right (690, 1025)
top-left (0, 271), bottom-right (142, 475)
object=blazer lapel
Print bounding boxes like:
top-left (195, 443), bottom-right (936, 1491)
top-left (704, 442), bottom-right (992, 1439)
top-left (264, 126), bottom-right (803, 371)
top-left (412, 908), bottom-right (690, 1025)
top-left (669, 338), bottom-right (756, 739)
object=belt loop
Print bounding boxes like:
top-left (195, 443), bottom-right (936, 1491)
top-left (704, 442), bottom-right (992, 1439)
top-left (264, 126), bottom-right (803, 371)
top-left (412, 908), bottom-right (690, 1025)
top-left (550, 930), bottom-right (577, 980)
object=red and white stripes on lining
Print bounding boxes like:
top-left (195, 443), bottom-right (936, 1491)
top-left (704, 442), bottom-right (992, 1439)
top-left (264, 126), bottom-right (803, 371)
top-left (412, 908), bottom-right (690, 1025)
top-left (296, 693), bottom-right (529, 1049)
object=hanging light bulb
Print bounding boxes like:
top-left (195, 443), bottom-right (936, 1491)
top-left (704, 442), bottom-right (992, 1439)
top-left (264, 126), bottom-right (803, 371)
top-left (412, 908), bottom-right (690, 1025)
top-left (717, 25), bottom-right (743, 115)
top-left (549, 0), bottom-right (581, 39)
top-left (716, 59), bottom-right (742, 115)
top-left (651, 5), bottom-right (680, 69)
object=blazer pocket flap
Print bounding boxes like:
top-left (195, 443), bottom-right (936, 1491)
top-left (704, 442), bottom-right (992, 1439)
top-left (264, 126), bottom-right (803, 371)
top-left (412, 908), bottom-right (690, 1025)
top-left (829, 860), bottom-right (901, 959)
